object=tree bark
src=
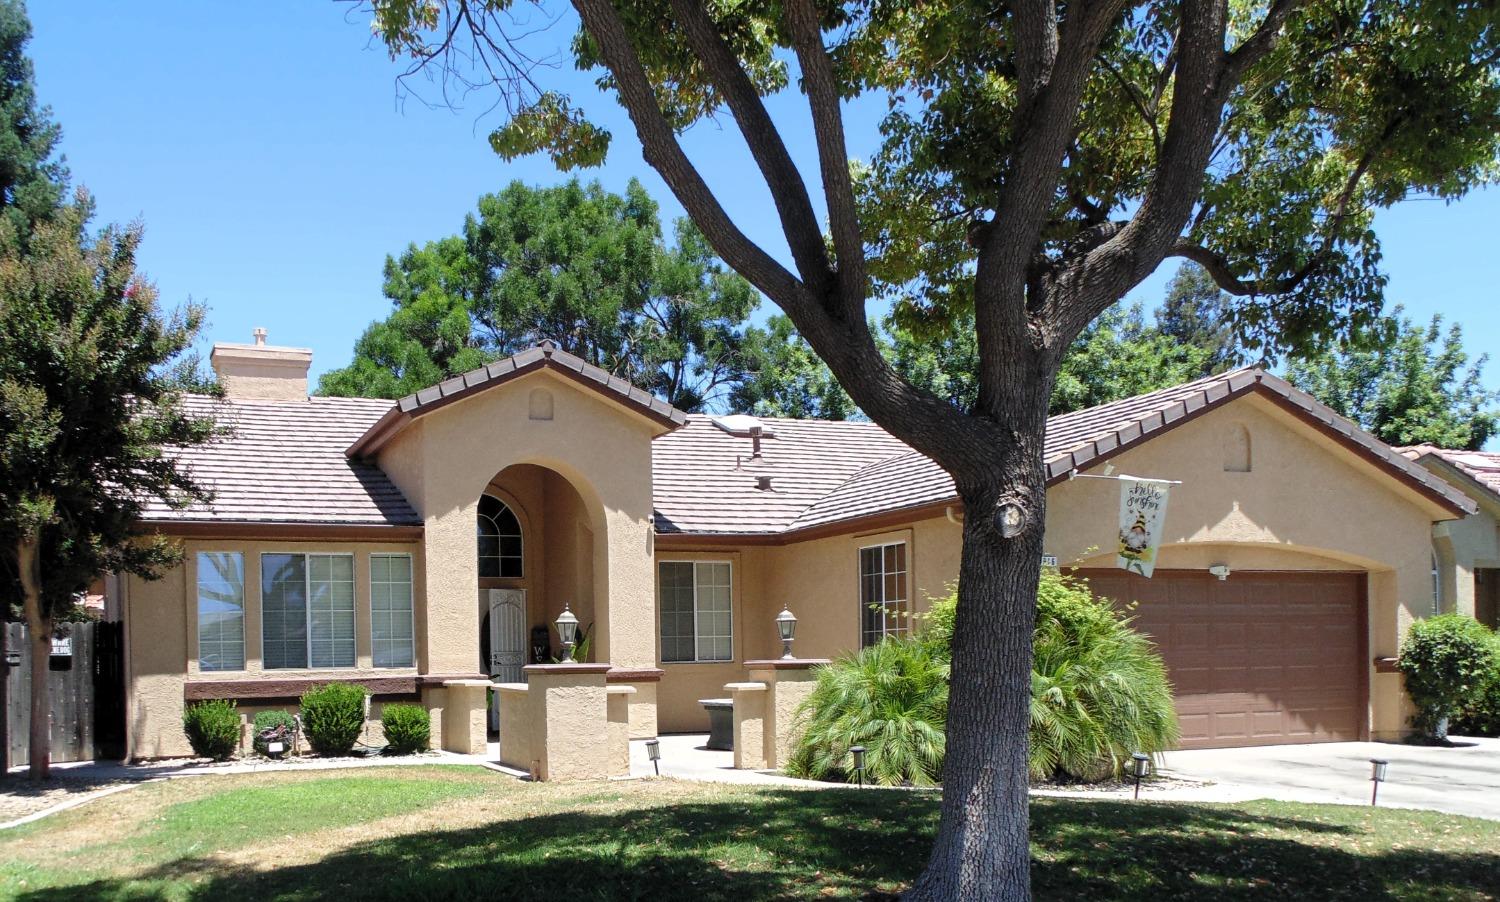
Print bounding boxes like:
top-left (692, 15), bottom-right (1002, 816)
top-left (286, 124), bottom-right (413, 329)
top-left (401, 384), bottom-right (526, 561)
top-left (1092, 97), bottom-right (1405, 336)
top-left (17, 535), bottom-right (50, 781)
top-left (905, 377), bottom-right (1052, 902)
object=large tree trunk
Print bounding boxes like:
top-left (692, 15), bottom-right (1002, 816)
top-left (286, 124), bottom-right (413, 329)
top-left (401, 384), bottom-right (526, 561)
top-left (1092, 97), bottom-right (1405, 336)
top-left (905, 381), bottom-right (1051, 902)
top-left (16, 536), bottom-right (50, 781)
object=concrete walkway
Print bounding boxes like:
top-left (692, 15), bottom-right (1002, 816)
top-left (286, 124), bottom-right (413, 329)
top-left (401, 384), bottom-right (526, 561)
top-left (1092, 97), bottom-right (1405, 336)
top-left (628, 734), bottom-right (824, 785)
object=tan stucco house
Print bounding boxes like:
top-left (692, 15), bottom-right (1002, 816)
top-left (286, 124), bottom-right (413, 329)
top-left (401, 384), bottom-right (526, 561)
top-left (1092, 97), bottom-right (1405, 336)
top-left (117, 332), bottom-right (1477, 760)
top-left (1399, 446), bottom-right (1500, 629)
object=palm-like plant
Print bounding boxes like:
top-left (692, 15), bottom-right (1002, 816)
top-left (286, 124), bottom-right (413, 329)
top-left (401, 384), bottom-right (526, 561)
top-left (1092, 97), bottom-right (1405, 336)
top-left (786, 638), bottom-right (948, 786)
top-left (1028, 576), bottom-right (1178, 781)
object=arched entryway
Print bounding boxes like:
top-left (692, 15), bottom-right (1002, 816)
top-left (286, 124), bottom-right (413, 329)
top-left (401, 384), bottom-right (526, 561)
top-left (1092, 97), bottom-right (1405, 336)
top-left (476, 464), bottom-right (599, 707)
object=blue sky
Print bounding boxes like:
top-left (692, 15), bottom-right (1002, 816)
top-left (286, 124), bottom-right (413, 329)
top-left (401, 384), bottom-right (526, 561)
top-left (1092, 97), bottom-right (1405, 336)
top-left (24, 1), bottom-right (1498, 397)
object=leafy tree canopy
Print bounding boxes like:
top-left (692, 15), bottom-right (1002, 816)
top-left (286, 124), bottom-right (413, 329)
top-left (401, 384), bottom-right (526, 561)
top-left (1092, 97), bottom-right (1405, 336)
top-left (0, 0), bottom-right (66, 237)
top-left (731, 313), bottom-right (858, 419)
top-left (1287, 307), bottom-right (1498, 450)
top-left (0, 193), bottom-right (216, 617)
top-left (1157, 262), bottom-right (1241, 374)
top-left (319, 179), bottom-right (759, 411)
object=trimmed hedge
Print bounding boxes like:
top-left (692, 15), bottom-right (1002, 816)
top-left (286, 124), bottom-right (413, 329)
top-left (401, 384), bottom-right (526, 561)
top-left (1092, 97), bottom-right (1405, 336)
top-left (299, 683), bottom-right (368, 756)
top-left (183, 699), bottom-right (239, 761)
top-left (381, 703), bottom-right (432, 754)
top-left (252, 709), bottom-right (297, 756)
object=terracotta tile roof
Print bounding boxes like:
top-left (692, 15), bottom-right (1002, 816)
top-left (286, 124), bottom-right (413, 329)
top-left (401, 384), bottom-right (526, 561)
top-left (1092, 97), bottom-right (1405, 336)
top-left (141, 361), bottom-right (1473, 533)
top-left (655, 367), bottom-right (1476, 536)
top-left (346, 341), bottom-right (688, 458)
top-left (651, 417), bottom-right (912, 535)
top-left (1398, 444), bottom-right (1500, 504)
top-left (140, 394), bottom-right (419, 527)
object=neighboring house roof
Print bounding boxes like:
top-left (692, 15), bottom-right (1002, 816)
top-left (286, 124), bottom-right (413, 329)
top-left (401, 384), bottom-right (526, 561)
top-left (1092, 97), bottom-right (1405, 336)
top-left (653, 367), bottom-right (1476, 537)
top-left (1398, 445), bottom-right (1500, 505)
top-left (140, 395), bottom-right (420, 528)
top-left (346, 341), bottom-right (689, 458)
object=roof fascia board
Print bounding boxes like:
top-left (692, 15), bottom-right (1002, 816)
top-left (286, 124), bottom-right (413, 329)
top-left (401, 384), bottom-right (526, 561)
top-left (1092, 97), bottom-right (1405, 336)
top-left (139, 521), bottom-right (424, 542)
top-left (348, 351), bottom-right (687, 459)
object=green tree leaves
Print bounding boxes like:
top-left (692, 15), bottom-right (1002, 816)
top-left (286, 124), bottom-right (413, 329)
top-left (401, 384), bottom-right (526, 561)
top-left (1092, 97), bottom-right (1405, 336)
top-left (319, 179), bottom-right (760, 411)
top-left (1287, 307), bottom-right (1498, 450)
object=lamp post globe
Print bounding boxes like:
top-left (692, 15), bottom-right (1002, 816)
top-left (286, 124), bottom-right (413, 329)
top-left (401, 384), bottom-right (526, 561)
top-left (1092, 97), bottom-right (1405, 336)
top-left (555, 605), bottom-right (580, 663)
top-left (776, 607), bottom-right (798, 659)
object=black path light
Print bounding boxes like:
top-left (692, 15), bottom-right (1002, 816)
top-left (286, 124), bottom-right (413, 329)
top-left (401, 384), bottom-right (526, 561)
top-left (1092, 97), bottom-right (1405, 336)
top-left (850, 745), bottom-right (867, 788)
top-left (555, 604), bottom-right (580, 663)
top-left (1370, 758), bottom-right (1389, 806)
top-left (777, 607), bottom-right (798, 659)
top-left (645, 738), bottom-right (661, 776)
top-left (1131, 753), bottom-right (1151, 800)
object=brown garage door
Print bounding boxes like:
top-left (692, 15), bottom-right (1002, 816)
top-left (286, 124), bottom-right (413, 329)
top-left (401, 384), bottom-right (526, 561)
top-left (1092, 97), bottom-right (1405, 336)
top-left (1079, 570), bottom-right (1366, 749)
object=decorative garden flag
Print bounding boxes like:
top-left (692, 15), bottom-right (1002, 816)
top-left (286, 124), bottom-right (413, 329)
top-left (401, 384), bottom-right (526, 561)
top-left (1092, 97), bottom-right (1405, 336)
top-left (1117, 477), bottom-right (1171, 577)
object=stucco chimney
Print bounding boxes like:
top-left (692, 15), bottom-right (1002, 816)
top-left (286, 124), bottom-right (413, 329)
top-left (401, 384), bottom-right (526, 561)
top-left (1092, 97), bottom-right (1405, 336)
top-left (210, 328), bottom-right (312, 401)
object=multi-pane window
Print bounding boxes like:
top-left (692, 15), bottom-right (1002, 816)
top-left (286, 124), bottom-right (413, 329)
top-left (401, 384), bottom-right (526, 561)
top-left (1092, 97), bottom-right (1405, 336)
top-left (658, 561), bottom-right (733, 663)
top-left (196, 552), bottom-right (245, 672)
top-left (859, 543), bottom-right (908, 648)
top-left (478, 495), bottom-right (524, 578)
top-left (261, 553), bottom-right (355, 669)
top-left (370, 554), bottom-right (415, 668)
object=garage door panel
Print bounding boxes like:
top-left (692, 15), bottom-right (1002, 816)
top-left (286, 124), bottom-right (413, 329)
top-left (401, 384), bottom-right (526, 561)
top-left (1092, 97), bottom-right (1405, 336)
top-left (1082, 569), bottom-right (1365, 750)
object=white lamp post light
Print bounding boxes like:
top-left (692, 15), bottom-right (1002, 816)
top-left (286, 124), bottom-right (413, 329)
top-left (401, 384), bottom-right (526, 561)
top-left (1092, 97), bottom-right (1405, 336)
top-left (776, 607), bottom-right (798, 659)
top-left (555, 604), bottom-right (580, 663)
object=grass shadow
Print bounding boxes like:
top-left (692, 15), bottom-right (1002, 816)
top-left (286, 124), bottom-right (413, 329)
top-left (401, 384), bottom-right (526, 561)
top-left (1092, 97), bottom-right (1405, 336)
top-left (11, 788), bottom-right (1500, 901)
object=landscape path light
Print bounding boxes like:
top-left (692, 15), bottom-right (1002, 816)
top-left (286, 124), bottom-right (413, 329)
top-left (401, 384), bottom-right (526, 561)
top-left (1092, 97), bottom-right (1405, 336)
top-left (555, 604), bottom-right (580, 663)
top-left (776, 607), bottom-right (798, 659)
top-left (1370, 758), bottom-right (1388, 806)
top-left (850, 745), bottom-right (867, 788)
top-left (1131, 753), bottom-right (1151, 800)
top-left (645, 738), bottom-right (661, 776)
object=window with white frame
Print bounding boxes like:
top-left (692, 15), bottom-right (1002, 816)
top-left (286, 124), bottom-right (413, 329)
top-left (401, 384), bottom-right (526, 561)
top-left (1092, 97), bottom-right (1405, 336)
top-left (859, 542), bottom-right (908, 648)
top-left (658, 561), bottom-right (733, 663)
top-left (477, 495), bottom-right (524, 578)
top-left (196, 552), bottom-right (245, 671)
top-left (370, 553), bottom-right (415, 668)
top-left (261, 553), bottom-right (355, 669)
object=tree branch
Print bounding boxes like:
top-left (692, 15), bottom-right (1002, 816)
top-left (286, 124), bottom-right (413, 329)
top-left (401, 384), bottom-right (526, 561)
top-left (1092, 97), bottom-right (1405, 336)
top-left (664, 0), bottom-right (835, 295)
top-left (784, 0), bottom-right (868, 318)
top-left (569, 0), bottom-right (807, 308)
top-left (1224, 0), bottom-right (1303, 84)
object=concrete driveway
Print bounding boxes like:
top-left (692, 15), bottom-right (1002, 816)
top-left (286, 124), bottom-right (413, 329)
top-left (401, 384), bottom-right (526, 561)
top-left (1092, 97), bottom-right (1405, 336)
top-left (1156, 736), bottom-right (1500, 820)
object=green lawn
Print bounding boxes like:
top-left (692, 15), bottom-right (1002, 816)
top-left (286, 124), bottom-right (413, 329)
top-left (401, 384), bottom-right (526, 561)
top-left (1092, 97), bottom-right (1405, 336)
top-left (1, 766), bottom-right (1496, 900)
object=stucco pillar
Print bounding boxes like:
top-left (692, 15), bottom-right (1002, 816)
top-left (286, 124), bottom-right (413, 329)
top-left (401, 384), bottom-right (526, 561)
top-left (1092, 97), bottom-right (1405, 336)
top-left (522, 663), bottom-right (619, 780)
top-left (726, 681), bottom-right (768, 770)
top-left (743, 659), bottom-right (829, 770)
top-left (440, 679), bottom-right (491, 755)
top-left (607, 667), bottom-right (663, 738)
top-left (606, 685), bottom-right (635, 775)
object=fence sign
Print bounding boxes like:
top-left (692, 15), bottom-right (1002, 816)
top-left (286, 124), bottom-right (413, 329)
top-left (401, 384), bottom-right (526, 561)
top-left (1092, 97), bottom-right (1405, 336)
top-left (1117, 478), bottom-right (1171, 577)
top-left (50, 636), bottom-right (72, 657)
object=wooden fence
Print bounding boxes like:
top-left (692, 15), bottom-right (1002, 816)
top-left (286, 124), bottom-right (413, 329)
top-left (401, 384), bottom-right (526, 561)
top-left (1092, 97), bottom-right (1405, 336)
top-left (4, 621), bottom-right (125, 767)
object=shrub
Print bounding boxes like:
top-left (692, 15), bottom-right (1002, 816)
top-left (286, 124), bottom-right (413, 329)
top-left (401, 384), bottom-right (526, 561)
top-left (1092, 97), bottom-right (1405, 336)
top-left (1028, 571), bottom-right (1178, 781)
top-left (299, 683), bottom-right (369, 756)
top-left (381, 703), bottom-right (432, 754)
top-left (786, 638), bottom-right (948, 786)
top-left (1399, 614), bottom-right (1498, 741)
top-left (1451, 629), bottom-right (1500, 739)
top-left (183, 699), bottom-right (240, 761)
top-left (252, 709), bottom-right (297, 756)
top-left (795, 569), bottom-right (1177, 785)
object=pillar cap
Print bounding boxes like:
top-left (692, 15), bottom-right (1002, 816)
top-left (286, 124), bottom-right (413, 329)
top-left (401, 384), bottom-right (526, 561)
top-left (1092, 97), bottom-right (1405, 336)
top-left (725, 682), bottom-right (768, 691)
